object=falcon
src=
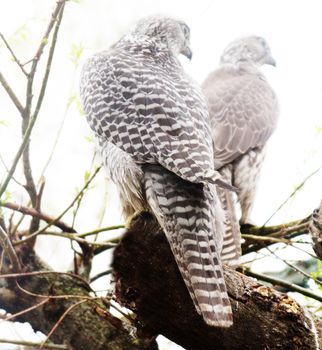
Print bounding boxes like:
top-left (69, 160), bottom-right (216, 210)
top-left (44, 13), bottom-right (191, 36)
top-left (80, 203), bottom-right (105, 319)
top-left (202, 36), bottom-right (279, 266)
top-left (80, 16), bottom-right (232, 327)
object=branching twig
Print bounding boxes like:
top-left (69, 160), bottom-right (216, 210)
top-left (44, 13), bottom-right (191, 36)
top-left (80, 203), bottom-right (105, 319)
top-left (1, 202), bottom-right (76, 233)
top-left (13, 166), bottom-right (101, 246)
top-left (4, 297), bottom-right (50, 322)
top-left (0, 0), bottom-right (67, 205)
top-left (40, 299), bottom-right (88, 349)
top-left (265, 246), bottom-right (322, 286)
top-left (263, 167), bottom-right (321, 225)
top-left (0, 33), bottom-right (28, 76)
top-left (242, 216), bottom-right (311, 254)
top-left (0, 226), bottom-right (21, 272)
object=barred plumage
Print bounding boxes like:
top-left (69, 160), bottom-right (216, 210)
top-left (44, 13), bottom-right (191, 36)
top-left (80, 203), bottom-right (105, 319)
top-left (80, 16), bottom-right (232, 327)
top-left (202, 36), bottom-right (279, 266)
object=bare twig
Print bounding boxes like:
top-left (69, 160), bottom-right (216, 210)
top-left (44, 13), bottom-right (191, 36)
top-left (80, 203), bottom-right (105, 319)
top-left (242, 234), bottom-right (290, 245)
top-left (266, 246), bottom-right (322, 286)
top-left (23, 0), bottom-right (66, 218)
top-left (245, 269), bottom-right (322, 302)
top-left (4, 297), bottom-right (50, 322)
top-left (90, 268), bottom-right (112, 283)
top-left (78, 224), bottom-right (125, 238)
top-left (0, 0), bottom-right (67, 205)
top-left (0, 339), bottom-right (67, 350)
top-left (40, 299), bottom-right (88, 349)
top-left (13, 166), bottom-right (101, 246)
top-left (242, 216), bottom-right (311, 254)
top-left (0, 33), bottom-right (28, 76)
top-left (0, 71), bottom-right (24, 114)
top-left (1, 202), bottom-right (76, 233)
top-left (17, 230), bottom-right (116, 247)
top-left (0, 226), bottom-right (21, 272)
top-left (263, 167), bottom-right (321, 225)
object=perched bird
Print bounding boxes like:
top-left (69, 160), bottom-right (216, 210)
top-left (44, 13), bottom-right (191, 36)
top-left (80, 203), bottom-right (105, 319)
top-left (202, 36), bottom-right (279, 266)
top-left (80, 16), bottom-right (233, 327)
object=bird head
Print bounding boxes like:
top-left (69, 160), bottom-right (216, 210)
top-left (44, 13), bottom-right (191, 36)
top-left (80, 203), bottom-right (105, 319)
top-left (132, 16), bottom-right (192, 59)
top-left (220, 36), bottom-right (276, 67)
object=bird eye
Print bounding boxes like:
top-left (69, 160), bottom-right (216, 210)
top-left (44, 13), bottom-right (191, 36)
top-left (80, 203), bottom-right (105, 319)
top-left (182, 25), bottom-right (190, 37)
top-left (259, 37), bottom-right (267, 48)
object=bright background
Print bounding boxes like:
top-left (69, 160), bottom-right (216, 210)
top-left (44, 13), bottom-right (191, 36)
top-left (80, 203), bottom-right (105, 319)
top-left (0, 0), bottom-right (321, 348)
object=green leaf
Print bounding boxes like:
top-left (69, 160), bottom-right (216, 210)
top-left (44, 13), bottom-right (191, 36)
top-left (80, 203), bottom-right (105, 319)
top-left (70, 42), bottom-right (84, 66)
top-left (84, 170), bottom-right (90, 182)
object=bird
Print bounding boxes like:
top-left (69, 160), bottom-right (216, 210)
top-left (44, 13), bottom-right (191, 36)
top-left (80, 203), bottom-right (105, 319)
top-left (80, 16), bottom-right (233, 327)
top-left (202, 36), bottom-right (279, 266)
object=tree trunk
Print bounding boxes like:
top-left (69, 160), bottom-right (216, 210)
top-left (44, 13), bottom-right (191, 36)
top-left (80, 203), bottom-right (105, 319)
top-left (113, 212), bottom-right (322, 350)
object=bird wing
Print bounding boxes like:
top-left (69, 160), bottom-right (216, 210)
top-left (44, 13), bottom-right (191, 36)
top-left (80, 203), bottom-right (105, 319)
top-left (80, 48), bottom-right (219, 185)
top-left (202, 67), bottom-right (279, 169)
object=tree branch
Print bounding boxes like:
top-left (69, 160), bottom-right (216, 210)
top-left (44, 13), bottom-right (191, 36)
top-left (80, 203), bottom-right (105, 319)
top-left (0, 249), bottom-right (157, 350)
top-left (0, 71), bottom-right (24, 114)
top-left (113, 212), bottom-right (322, 350)
top-left (0, 33), bottom-right (28, 76)
top-left (0, 226), bottom-right (21, 272)
top-left (1, 202), bottom-right (76, 233)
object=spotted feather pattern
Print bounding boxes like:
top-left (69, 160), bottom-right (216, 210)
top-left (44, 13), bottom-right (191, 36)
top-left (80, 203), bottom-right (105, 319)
top-left (80, 18), bottom-right (232, 327)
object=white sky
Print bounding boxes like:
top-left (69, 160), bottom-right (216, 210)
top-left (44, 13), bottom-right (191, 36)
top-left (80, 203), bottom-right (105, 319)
top-left (0, 0), bottom-right (321, 348)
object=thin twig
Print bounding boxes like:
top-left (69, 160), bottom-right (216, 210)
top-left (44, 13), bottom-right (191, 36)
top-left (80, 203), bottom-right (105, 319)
top-left (78, 225), bottom-right (125, 238)
top-left (13, 166), bottom-right (102, 246)
top-left (0, 226), bottom-right (21, 272)
top-left (0, 0), bottom-right (67, 204)
top-left (40, 299), bottom-right (88, 349)
top-left (266, 246), bottom-right (322, 286)
top-left (0, 270), bottom-right (91, 289)
top-left (0, 339), bottom-right (67, 350)
top-left (4, 297), bottom-right (50, 322)
top-left (263, 167), bottom-right (321, 226)
top-left (245, 269), bottom-right (322, 302)
top-left (23, 0), bottom-right (66, 217)
top-left (0, 71), bottom-right (24, 114)
top-left (242, 234), bottom-right (290, 245)
top-left (0, 33), bottom-right (28, 76)
top-left (90, 268), bottom-right (112, 283)
top-left (18, 230), bottom-right (117, 247)
top-left (1, 202), bottom-right (76, 233)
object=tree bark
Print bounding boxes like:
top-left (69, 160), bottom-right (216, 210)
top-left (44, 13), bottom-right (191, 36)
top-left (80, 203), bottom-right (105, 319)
top-left (0, 248), bottom-right (157, 350)
top-left (113, 212), bottom-right (322, 350)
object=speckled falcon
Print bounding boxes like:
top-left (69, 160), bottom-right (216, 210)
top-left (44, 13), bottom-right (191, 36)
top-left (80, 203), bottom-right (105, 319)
top-left (80, 16), bottom-right (233, 327)
top-left (202, 36), bottom-right (279, 266)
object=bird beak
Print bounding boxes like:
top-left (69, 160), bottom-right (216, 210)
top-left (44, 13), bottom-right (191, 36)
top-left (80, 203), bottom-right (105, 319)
top-left (181, 46), bottom-right (193, 60)
top-left (266, 55), bottom-right (276, 67)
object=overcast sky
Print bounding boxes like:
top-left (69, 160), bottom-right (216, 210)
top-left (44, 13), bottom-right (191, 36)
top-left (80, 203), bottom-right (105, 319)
top-left (0, 1), bottom-right (321, 348)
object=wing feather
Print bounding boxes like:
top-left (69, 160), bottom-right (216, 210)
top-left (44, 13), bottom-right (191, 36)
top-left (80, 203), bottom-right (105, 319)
top-left (202, 67), bottom-right (278, 168)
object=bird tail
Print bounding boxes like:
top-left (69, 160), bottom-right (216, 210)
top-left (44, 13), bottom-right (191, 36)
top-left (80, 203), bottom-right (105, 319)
top-left (218, 166), bottom-right (242, 267)
top-left (143, 164), bottom-right (233, 327)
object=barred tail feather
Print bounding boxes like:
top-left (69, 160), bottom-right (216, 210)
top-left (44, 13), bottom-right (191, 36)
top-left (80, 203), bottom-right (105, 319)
top-left (218, 166), bottom-right (242, 267)
top-left (143, 164), bottom-right (233, 327)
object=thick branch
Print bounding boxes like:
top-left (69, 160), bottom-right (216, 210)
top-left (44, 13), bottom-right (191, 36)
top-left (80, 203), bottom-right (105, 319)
top-left (0, 249), bottom-right (156, 350)
top-left (113, 212), bottom-right (322, 350)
